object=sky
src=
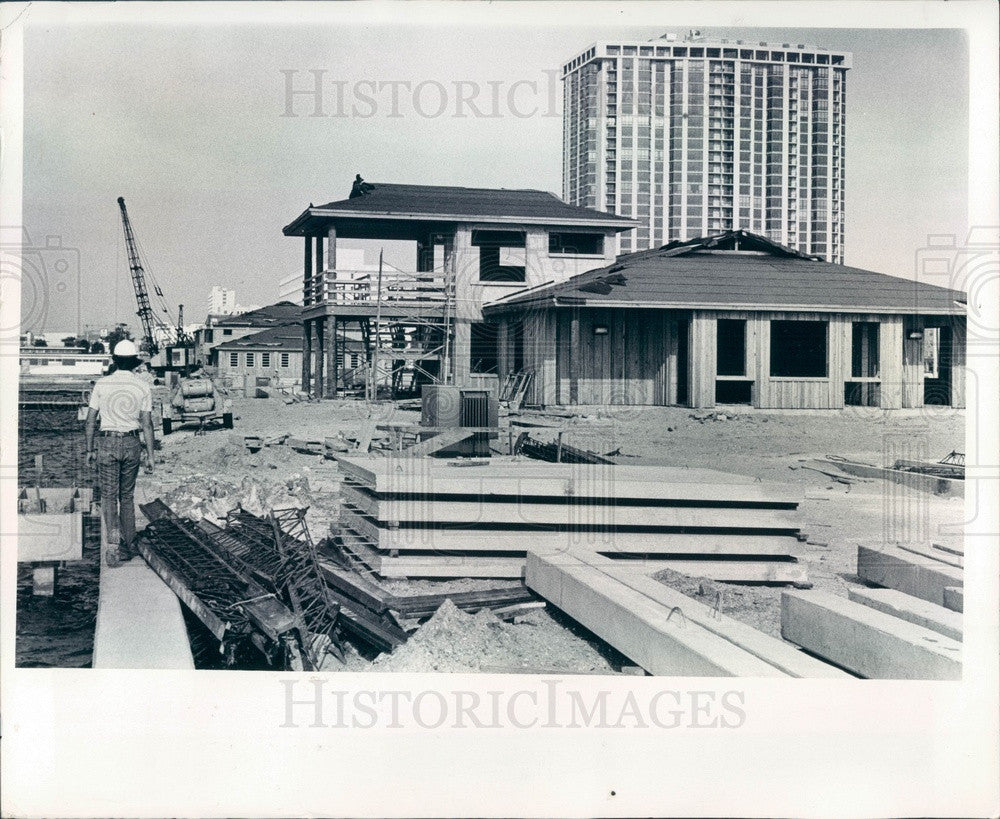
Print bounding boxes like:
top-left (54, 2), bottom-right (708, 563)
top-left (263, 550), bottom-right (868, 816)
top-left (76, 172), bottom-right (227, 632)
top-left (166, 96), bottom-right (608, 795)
top-left (21, 21), bottom-right (968, 335)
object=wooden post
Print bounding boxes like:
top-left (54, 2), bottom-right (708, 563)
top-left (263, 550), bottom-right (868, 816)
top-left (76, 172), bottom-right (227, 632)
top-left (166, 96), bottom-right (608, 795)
top-left (326, 316), bottom-right (337, 398)
top-left (314, 317), bottom-right (325, 399)
top-left (569, 309), bottom-right (580, 405)
top-left (32, 565), bottom-right (56, 597)
top-left (301, 319), bottom-right (312, 396)
top-left (950, 317), bottom-right (966, 408)
top-left (879, 316), bottom-right (903, 409)
top-left (902, 316), bottom-right (925, 408)
top-left (303, 235), bottom-right (313, 306)
top-left (689, 312), bottom-right (717, 408)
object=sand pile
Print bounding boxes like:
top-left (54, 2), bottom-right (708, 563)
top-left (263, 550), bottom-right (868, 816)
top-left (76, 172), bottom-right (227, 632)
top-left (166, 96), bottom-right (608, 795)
top-left (370, 600), bottom-right (615, 674)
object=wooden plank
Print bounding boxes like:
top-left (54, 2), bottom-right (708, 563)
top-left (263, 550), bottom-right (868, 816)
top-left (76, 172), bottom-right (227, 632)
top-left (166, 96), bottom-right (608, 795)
top-left (781, 591), bottom-right (961, 680)
top-left (896, 542), bottom-right (963, 569)
top-left (819, 459), bottom-right (963, 498)
top-left (341, 483), bottom-right (798, 533)
top-left (857, 545), bottom-right (963, 606)
top-left (342, 535), bottom-right (525, 579)
top-left (339, 503), bottom-right (797, 555)
top-left (403, 428), bottom-right (474, 457)
top-left (527, 551), bottom-right (790, 677)
top-left (943, 586), bottom-right (964, 613)
top-left (573, 552), bottom-right (847, 678)
top-left (618, 558), bottom-right (809, 585)
top-left (334, 456), bottom-right (801, 504)
top-left (848, 587), bottom-right (962, 642)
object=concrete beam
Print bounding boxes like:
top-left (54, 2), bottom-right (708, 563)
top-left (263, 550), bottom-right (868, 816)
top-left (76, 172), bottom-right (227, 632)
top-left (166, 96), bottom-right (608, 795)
top-left (527, 550), bottom-right (791, 677)
top-left (943, 586), bottom-right (964, 613)
top-left (582, 553), bottom-right (847, 678)
top-left (781, 590), bottom-right (961, 680)
top-left (848, 586), bottom-right (962, 642)
top-left (857, 544), bottom-right (963, 606)
top-left (93, 557), bottom-right (195, 670)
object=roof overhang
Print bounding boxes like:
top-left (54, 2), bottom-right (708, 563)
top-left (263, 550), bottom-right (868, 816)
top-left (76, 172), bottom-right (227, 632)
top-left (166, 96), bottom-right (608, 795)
top-left (483, 296), bottom-right (967, 317)
top-left (283, 207), bottom-right (637, 236)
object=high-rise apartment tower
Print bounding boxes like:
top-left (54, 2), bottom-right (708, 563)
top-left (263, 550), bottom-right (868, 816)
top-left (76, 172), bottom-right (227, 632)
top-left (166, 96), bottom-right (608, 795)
top-left (562, 33), bottom-right (851, 261)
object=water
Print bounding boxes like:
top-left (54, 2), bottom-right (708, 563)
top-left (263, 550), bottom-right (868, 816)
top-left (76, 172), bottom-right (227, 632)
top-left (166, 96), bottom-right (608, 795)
top-left (16, 403), bottom-right (101, 668)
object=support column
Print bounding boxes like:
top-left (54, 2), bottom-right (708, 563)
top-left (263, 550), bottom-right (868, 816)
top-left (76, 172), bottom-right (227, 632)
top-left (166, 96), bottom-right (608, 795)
top-left (453, 320), bottom-right (471, 387)
top-left (950, 317), bottom-right (966, 408)
top-left (879, 316), bottom-right (903, 409)
top-left (689, 312), bottom-right (717, 409)
top-left (541, 310), bottom-right (557, 406)
top-left (303, 235), bottom-right (313, 306)
top-left (325, 316), bottom-right (337, 398)
top-left (301, 319), bottom-right (312, 395)
top-left (902, 316), bottom-right (925, 408)
top-left (314, 317), bottom-right (325, 399)
top-left (569, 309), bottom-right (580, 405)
top-left (327, 226), bottom-right (337, 271)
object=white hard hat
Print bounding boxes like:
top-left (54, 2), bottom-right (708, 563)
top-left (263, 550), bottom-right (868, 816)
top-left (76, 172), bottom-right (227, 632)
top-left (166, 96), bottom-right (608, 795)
top-left (113, 339), bottom-right (139, 357)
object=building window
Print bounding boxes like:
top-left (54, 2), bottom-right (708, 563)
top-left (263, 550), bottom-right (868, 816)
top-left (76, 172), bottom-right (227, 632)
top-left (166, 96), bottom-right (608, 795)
top-left (769, 320), bottom-right (828, 377)
top-left (716, 320), bottom-right (747, 376)
top-left (280, 352), bottom-right (290, 368)
top-left (549, 232), bottom-right (605, 255)
top-left (246, 352), bottom-right (255, 368)
top-left (261, 352), bottom-right (271, 368)
top-left (223, 329), bottom-right (233, 336)
top-left (472, 229), bottom-right (526, 283)
top-left (229, 352), bottom-right (238, 368)
top-left (203, 330), bottom-right (214, 343)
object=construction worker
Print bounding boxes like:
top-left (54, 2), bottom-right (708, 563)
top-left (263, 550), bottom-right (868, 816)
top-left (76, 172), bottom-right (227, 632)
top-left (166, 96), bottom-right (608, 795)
top-left (84, 339), bottom-right (156, 568)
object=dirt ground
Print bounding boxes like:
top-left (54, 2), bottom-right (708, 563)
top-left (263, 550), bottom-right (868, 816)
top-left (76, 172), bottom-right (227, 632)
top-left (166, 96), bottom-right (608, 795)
top-left (138, 394), bottom-right (965, 672)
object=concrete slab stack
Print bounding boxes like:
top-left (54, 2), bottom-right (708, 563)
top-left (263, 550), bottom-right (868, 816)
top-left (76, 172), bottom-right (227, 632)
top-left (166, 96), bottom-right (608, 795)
top-left (333, 456), bottom-right (808, 580)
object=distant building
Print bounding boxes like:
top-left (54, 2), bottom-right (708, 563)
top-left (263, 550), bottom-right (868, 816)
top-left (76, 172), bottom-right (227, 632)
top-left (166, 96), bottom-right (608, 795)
top-left (192, 301), bottom-right (302, 366)
top-left (208, 286), bottom-right (237, 316)
top-left (215, 323), bottom-right (367, 388)
top-left (562, 33), bottom-right (850, 261)
top-left (215, 324), bottom-right (303, 382)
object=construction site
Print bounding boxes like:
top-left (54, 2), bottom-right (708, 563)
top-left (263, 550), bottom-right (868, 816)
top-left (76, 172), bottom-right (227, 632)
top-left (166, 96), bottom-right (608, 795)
top-left (18, 179), bottom-right (966, 679)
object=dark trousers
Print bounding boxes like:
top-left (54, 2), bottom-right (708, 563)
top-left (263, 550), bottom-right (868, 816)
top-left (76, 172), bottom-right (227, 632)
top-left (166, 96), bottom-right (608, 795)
top-left (97, 435), bottom-right (142, 549)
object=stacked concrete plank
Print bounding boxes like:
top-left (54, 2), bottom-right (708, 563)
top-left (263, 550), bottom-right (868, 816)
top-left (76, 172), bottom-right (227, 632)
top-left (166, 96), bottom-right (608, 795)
top-left (334, 456), bottom-right (807, 580)
top-left (779, 544), bottom-right (964, 680)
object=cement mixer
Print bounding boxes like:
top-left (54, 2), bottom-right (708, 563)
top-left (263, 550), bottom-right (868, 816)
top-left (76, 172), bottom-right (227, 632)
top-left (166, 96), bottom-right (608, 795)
top-left (161, 372), bottom-right (233, 434)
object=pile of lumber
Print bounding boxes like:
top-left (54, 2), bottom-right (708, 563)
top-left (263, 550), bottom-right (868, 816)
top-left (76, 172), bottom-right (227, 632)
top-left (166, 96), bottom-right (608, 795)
top-left (333, 455), bottom-right (809, 582)
top-left (780, 543), bottom-right (963, 679)
top-left (316, 556), bottom-right (538, 651)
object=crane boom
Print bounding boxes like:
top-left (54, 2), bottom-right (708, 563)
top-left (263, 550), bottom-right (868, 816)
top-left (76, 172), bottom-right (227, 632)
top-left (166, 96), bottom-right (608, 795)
top-left (117, 196), bottom-right (160, 354)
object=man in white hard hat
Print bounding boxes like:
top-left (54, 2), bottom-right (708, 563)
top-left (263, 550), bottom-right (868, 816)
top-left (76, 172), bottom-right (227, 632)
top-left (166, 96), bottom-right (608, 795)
top-left (84, 339), bottom-right (156, 568)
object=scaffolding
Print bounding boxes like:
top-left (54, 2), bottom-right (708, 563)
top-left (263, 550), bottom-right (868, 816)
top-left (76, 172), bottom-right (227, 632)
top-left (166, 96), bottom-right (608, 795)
top-left (324, 256), bottom-right (455, 399)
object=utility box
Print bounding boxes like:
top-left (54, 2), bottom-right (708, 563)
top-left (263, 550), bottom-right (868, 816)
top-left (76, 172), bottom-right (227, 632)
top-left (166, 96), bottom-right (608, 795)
top-left (421, 385), bottom-right (462, 428)
top-left (420, 385), bottom-right (498, 457)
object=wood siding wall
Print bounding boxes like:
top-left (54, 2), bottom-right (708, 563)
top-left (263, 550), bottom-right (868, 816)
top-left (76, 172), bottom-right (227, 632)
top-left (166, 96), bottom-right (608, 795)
top-left (496, 308), bottom-right (965, 410)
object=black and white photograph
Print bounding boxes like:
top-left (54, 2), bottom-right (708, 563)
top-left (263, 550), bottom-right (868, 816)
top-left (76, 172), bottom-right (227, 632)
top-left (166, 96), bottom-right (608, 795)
top-left (1, 1), bottom-right (997, 816)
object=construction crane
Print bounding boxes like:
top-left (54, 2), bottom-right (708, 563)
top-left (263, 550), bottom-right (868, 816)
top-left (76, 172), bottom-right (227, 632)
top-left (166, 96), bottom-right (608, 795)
top-left (117, 196), bottom-right (168, 355)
